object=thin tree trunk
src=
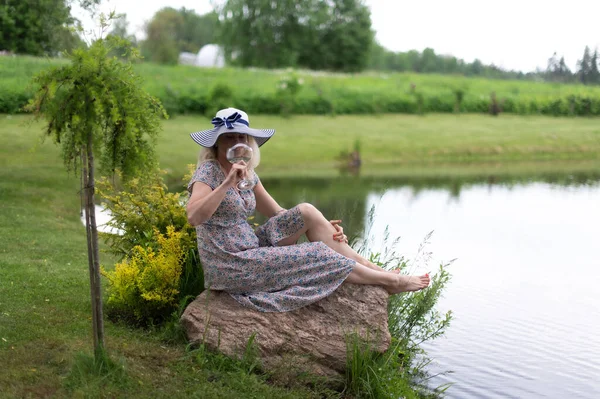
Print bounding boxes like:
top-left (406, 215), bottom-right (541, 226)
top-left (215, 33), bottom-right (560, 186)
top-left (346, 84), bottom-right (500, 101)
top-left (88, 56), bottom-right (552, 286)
top-left (82, 134), bottom-right (104, 355)
top-left (81, 150), bottom-right (97, 350)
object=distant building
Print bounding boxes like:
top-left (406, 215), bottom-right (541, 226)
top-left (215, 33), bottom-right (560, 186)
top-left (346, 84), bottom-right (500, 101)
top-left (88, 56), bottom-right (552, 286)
top-left (179, 44), bottom-right (225, 68)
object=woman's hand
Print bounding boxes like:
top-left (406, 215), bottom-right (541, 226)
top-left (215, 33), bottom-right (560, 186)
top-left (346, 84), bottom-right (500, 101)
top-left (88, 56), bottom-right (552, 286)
top-left (330, 219), bottom-right (348, 244)
top-left (223, 162), bottom-right (247, 188)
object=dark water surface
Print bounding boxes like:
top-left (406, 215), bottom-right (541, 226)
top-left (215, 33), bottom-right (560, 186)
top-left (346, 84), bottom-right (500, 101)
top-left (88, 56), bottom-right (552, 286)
top-left (264, 173), bottom-right (600, 399)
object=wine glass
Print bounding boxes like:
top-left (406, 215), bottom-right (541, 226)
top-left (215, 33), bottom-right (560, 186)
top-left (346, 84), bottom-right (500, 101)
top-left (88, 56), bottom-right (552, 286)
top-left (226, 143), bottom-right (254, 190)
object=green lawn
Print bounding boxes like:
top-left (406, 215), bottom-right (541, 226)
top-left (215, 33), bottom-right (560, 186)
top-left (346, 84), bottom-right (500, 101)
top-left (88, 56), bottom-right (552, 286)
top-left (151, 112), bottom-right (600, 180)
top-left (1, 112), bottom-right (599, 397)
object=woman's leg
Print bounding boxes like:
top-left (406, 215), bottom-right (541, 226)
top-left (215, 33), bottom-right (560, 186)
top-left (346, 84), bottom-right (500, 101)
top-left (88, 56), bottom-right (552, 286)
top-left (278, 203), bottom-right (404, 274)
top-left (346, 262), bottom-right (429, 294)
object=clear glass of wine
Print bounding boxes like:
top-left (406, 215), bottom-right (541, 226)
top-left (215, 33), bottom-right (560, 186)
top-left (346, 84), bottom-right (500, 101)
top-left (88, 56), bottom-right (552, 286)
top-left (226, 143), bottom-right (254, 190)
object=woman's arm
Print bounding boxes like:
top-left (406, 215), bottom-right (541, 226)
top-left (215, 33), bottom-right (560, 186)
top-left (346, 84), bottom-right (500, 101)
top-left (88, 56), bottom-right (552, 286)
top-left (186, 163), bottom-right (245, 226)
top-left (254, 181), bottom-right (286, 218)
top-left (186, 182), bottom-right (229, 226)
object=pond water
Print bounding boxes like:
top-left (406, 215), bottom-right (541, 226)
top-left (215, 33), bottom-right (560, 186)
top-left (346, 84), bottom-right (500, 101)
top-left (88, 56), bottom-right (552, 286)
top-left (264, 173), bottom-right (600, 399)
top-left (89, 170), bottom-right (600, 398)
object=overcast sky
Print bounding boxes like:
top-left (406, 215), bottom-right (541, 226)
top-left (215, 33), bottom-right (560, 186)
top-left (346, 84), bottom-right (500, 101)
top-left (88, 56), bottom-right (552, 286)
top-left (73, 0), bottom-right (600, 73)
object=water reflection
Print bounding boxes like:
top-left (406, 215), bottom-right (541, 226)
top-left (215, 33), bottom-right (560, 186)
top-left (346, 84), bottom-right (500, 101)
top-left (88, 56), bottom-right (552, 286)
top-left (262, 173), bottom-right (600, 399)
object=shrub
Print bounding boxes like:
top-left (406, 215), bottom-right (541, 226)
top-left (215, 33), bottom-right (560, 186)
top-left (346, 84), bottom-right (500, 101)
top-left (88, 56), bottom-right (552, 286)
top-left (276, 72), bottom-right (303, 116)
top-left (97, 168), bottom-right (204, 326)
top-left (205, 82), bottom-right (235, 117)
top-left (101, 226), bottom-right (186, 324)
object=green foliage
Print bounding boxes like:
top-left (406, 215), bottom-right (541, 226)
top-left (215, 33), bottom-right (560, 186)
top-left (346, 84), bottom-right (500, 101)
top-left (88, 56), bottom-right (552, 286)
top-left (96, 169), bottom-right (204, 324)
top-left (205, 82), bottom-right (235, 117)
top-left (106, 14), bottom-right (138, 60)
top-left (140, 8), bottom-right (218, 64)
top-left (9, 56), bottom-right (600, 117)
top-left (96, 171), bottom-right (195, 257)
top-left (101, 226), bottom-right (186, 324)
top-left (276, 71), bottom-right (303, 115)
top-left (218, 0), bottom-right (373, 72)
top-left (25, 36), bottom-right (167, 177)
top-left (140, 8), bottom-right (181, 65)
top-left (0, 0), bottom-right (82, 56)
top-left (343, 231), bottom-right (453, 398)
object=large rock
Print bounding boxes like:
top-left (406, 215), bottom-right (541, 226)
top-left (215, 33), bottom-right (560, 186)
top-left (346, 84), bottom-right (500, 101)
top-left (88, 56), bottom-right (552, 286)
top-left (180, 284), bottom-right (391, 378)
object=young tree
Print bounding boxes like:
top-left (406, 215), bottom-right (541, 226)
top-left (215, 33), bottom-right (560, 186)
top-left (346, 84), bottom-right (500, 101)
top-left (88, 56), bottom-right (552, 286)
top-left (26, 26), bottom-right (167, 357)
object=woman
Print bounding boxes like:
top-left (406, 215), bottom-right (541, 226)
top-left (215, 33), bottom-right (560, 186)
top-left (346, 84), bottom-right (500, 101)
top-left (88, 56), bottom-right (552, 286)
top-left (186, 108), bottom-right (430, 312)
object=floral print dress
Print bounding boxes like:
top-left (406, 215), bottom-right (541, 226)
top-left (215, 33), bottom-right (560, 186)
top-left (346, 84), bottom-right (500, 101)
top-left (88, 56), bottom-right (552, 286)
top-left (187, 160), bottom-right (355, 312)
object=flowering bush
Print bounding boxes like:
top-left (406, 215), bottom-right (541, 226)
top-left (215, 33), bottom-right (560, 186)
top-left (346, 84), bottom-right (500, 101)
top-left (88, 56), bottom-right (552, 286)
top-left (102, 226), bottom-right (186, 324)
top-left (97, 168), bottom-right (204, 326)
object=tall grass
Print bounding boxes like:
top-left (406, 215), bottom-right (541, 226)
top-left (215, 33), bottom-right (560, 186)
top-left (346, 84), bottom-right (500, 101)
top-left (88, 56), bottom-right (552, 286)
top-left (344, 212), bottom-right (454, 398)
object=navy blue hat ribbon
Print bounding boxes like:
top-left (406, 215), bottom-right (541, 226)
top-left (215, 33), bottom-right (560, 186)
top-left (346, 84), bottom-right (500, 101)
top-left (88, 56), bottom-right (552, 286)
top-left (211, 112), bottom-right (250, 129)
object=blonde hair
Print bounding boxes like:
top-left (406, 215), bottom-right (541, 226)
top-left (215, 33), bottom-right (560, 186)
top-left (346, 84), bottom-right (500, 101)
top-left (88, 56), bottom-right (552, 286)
top-left (197, 136), bottom-right (261, 179)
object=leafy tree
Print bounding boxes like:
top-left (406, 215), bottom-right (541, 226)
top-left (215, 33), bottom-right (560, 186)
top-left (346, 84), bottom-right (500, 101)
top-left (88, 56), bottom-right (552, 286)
top-left (417, 48), bottom-right (439, 73)
top-left (177, 9), bottom-right (218, 53)
top-left (141, 8), bottom-right (182, 64)
top-left (0, 0), bottom-right (99, 55)
top-left (467, 59), bottom-right (484, 76)
top-left (25, 25), bottom-right (167, 357)
top-left (309, 0), bottom-right (373, 72)
top-left (218, 0), bottom-right (373, 72)
top-left (140, 8), bottom-right (218, 64)
top-left (218, 0), bottom-right (302, 68)
top-left (0, 0), bottom-right (74, 55)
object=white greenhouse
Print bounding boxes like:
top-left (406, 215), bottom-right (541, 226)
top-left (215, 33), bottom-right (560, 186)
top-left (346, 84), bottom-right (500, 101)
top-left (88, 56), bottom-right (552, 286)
top-left (179, 44), bottom-right (225, 68)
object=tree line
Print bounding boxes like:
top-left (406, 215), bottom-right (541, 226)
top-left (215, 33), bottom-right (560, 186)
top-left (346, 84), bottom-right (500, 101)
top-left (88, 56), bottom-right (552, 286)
top-left (2, 0), bottom-right (600, 85)
top-left (544, 47), bottom-right (600, 85)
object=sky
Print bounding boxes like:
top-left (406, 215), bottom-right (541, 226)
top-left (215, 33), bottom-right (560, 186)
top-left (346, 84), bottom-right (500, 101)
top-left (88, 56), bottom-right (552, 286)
top-left (73, 0), bottom-right (600, 73)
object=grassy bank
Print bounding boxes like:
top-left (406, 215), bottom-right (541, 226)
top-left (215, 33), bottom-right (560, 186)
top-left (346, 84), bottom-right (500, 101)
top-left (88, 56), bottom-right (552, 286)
top-left (3, 55), bottom-right (600, 116)
top-left (0, 115), bottom-right (327, 398)
top-left (154, 113), bottom-right (600, 181)
top-left (5, 113), bottom-right (600, 181)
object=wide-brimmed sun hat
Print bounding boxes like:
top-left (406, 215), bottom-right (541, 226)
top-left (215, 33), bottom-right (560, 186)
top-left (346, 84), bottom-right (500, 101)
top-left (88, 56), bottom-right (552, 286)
top-left (190, 107), bottom-right (275, 147)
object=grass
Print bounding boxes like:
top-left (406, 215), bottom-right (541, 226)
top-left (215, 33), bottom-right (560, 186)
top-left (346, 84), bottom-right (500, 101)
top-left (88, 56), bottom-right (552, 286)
top-left (0, 114), bottom-right (325, 398)
top-left (6, 112), bottom-right (600, 184)
top-left (149, 112), bottom-right (600, 181)
top-left (1, 111), bottom-right (599, 397)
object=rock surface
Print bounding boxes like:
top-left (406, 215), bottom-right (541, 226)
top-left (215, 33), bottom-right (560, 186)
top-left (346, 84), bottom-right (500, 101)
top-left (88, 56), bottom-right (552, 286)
top-left (180, 284), bottom-right (391, 378)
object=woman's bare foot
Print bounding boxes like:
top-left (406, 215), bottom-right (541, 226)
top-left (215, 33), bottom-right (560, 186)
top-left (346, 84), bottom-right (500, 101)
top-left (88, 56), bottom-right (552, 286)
top-left (386, 274), bottom-right (430, 294)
